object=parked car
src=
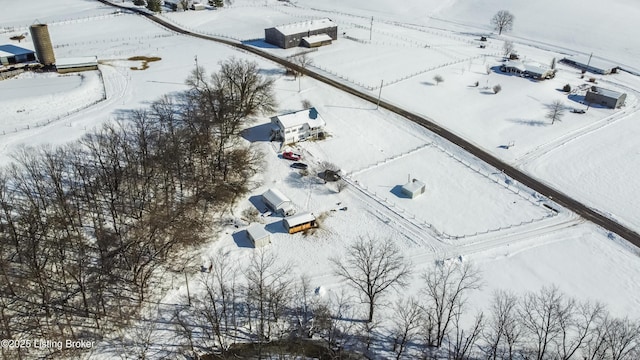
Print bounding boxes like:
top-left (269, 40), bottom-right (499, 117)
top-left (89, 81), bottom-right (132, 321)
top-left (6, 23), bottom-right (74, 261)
top-left (571, 108), bottom-right (586, 114)
top-left (282, 151), bottom-right (302, 161)
top-left (290, 162), bottom-right (308, 170)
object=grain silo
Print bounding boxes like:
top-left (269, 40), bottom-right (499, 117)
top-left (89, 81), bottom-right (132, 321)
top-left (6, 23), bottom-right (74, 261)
top-left (29, 24), bottom-right (56, 66)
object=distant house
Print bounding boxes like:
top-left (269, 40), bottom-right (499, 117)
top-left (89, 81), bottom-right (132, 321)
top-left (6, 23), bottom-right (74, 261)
top-left (585, 86), bottom-right (626, 109)
top-left (265, 18), bottom-right (337, 49)
top-left (0, 44), bottom-right (36, 66)
top-left (56, 56), bottom-right (99, 74)
top-left (271, 107), bottom-right (326, 144)
top-left (500, 60), bottom-right (554, 80)
top-left (401, 178), bottom-right (426, 199)
top-left (191, 2), bottom-right (205, 10)
top-left (246, 224), bottom-right (271, 247)
top-left (560, 55), bottom-right (618, 75)
top-left (262, 188), bottom-right (296, 216)
top-left (164, 0), bottom-right (190, 11)
top-left (284, 212), bottom-right (317, 234)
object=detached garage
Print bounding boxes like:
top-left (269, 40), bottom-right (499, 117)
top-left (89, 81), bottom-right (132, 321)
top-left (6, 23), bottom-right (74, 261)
top-left (246, 224), bottom-right (271, 247)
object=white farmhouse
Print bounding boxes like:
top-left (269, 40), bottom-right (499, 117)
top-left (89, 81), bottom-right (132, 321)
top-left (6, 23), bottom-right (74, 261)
top-left (271, 107), bottom-right (326, 144)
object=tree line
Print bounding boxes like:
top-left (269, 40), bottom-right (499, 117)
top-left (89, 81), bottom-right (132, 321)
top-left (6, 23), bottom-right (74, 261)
top-left (165, 237), bottom-right (639, 360)
top-left (0, 58), bottom-right (274, 359)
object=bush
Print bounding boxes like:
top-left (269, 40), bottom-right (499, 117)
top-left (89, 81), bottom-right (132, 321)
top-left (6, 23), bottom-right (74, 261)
top-left (562, 84), bottom-right (571, 92)
top-left (133, 0), bottom-right (145, 5)
top-left (493, 84), bottom-right (502, 94)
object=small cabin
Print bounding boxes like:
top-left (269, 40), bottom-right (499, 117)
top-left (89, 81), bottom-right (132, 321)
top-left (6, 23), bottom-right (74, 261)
top-left (246, 224), bottom-right (271, 247)
top-left (284, 212), bottom-right (317, 234)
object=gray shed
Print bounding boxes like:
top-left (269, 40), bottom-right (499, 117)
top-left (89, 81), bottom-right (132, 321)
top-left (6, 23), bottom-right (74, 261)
top-left (246, 224), bottom-right (271, 247)
top-left (401, 179), bottom-right (426, 199)
top-left (585, 86), bottom-right (626, 109)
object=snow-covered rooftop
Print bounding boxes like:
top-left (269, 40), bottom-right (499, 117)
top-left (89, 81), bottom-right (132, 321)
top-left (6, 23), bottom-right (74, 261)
top-left (246, 223), bottom-right (270, 240)
top-left (402, 178), bottom-right (426, 194)
top-left (588, 86), bottom-right (625, 99)
top-left (565, 53), bottom-right (618, 71)
top-left (284, 212), bottom-right (315, 227)
top-left (302, 33), bottom-right (333, 45)
top-left (56, 56), bottom-right (98, 68)
top-left (275, 18), bottom-right (336, 36)
top-left (273, 107), bottom-right (326, 129)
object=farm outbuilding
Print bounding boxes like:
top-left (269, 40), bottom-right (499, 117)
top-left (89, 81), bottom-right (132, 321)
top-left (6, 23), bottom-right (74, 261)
top-left (560, 55), bottom-right (618, 75)
top-left (246, 224), bottom-right (271, 247)
top-left (585, 86), bottom-right (626, 109)
top-left (401, 178), bottom-right (426, 199)
top-left (56, 56), bottom-right (99, 73)
top-left (271, 107), bottom-right (326, 144)
top-left (284, 212), bottom-right (317, 234)
top-left (262, 188), bottom-right (296, 216)
top-left (0, 44), bottom-right (36, 66)
top-left (265, 18), bottom-right (337, 49)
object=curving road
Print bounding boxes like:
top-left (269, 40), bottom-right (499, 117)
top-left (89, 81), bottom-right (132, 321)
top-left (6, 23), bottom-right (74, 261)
top-left (98, 1), bottom-right (640, 248)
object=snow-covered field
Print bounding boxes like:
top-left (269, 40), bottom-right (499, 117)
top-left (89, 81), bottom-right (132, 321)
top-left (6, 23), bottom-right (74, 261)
top-left (2, 0), bottom-right (640, 356)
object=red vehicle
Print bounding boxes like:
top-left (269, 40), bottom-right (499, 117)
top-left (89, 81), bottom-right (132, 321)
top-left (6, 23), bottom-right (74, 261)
top-left (282, 151), bottom-right (302, 161)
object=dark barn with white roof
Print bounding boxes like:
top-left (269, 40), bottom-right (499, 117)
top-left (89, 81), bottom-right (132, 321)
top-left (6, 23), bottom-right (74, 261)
top-left (265, 18), bottom-right (337, 49)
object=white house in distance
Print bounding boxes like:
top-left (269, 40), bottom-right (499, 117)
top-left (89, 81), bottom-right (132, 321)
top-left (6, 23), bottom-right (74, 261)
top-left (246, 224), bottom-right (271, 247)
top-left (271, 107), bottom-right (326, 144)
top-left (401, 178), bottom-right (426, 199)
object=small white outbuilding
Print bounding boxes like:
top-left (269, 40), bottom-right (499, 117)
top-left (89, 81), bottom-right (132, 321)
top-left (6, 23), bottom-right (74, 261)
top-left (246, 224), bottom-right (271, 247)
top-left (401, 178), bottom-right (426, 199)
top-left (262, 188), bottom-right (296, 216)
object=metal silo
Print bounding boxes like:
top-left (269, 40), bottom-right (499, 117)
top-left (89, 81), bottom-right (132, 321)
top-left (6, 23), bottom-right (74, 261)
top-left (29, 24), bottom-right (56, 66)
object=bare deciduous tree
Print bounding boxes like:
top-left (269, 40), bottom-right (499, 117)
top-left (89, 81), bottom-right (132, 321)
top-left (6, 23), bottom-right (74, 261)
top-left (331, 236), bottom-right (412, 322)
top-left (421, 261), bottom-right (482, 348)
top-left (503, 40), bottom-right (514, 58)
top-left (451, 310), bottom-right (484, 360)
top-left (491, 10), bottom-right (515, 35)
top-left (546, 100), bottom-right (566, 124)
top-left (292, 52), bottom-right (314, 76)
top-left (433, 74), bottom-right (444, 85)
top-left (391, 297), bottom-right (423, 360)
top-left (484, 289), bottom-right (521, 360)
top-left (518, 285), bottom-right (568, 360)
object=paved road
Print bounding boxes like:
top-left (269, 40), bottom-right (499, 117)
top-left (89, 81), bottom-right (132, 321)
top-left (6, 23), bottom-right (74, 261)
top-left (99, 1), bottom-right (640, 248)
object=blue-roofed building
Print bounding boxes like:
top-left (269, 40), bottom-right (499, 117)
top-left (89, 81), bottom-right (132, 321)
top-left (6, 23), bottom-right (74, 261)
top-left (0, 44), bottom-right (36, 66)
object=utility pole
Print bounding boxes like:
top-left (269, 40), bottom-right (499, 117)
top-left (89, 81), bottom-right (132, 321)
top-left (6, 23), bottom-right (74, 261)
top-left (376, 79), bottom-right (383, 110)
top-left (184, 270), bottom-right (191, 306)
top-left (369, 16), bottom-right (373, 41)
top-left (587, 52), bottom-right (593, 68)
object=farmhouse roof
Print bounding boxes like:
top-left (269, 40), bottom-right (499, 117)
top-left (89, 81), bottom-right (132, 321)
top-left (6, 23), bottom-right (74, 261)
top-left (275, 18), bottom-right (337, 36)
top-left (284, 212), bottom-right (316, 227)
top-left (588, 86), bottom-right (624, 99)
top-left (0, 44), bottom-right (34, 57)
top-left (273, 107), bottom-right (326, 129)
